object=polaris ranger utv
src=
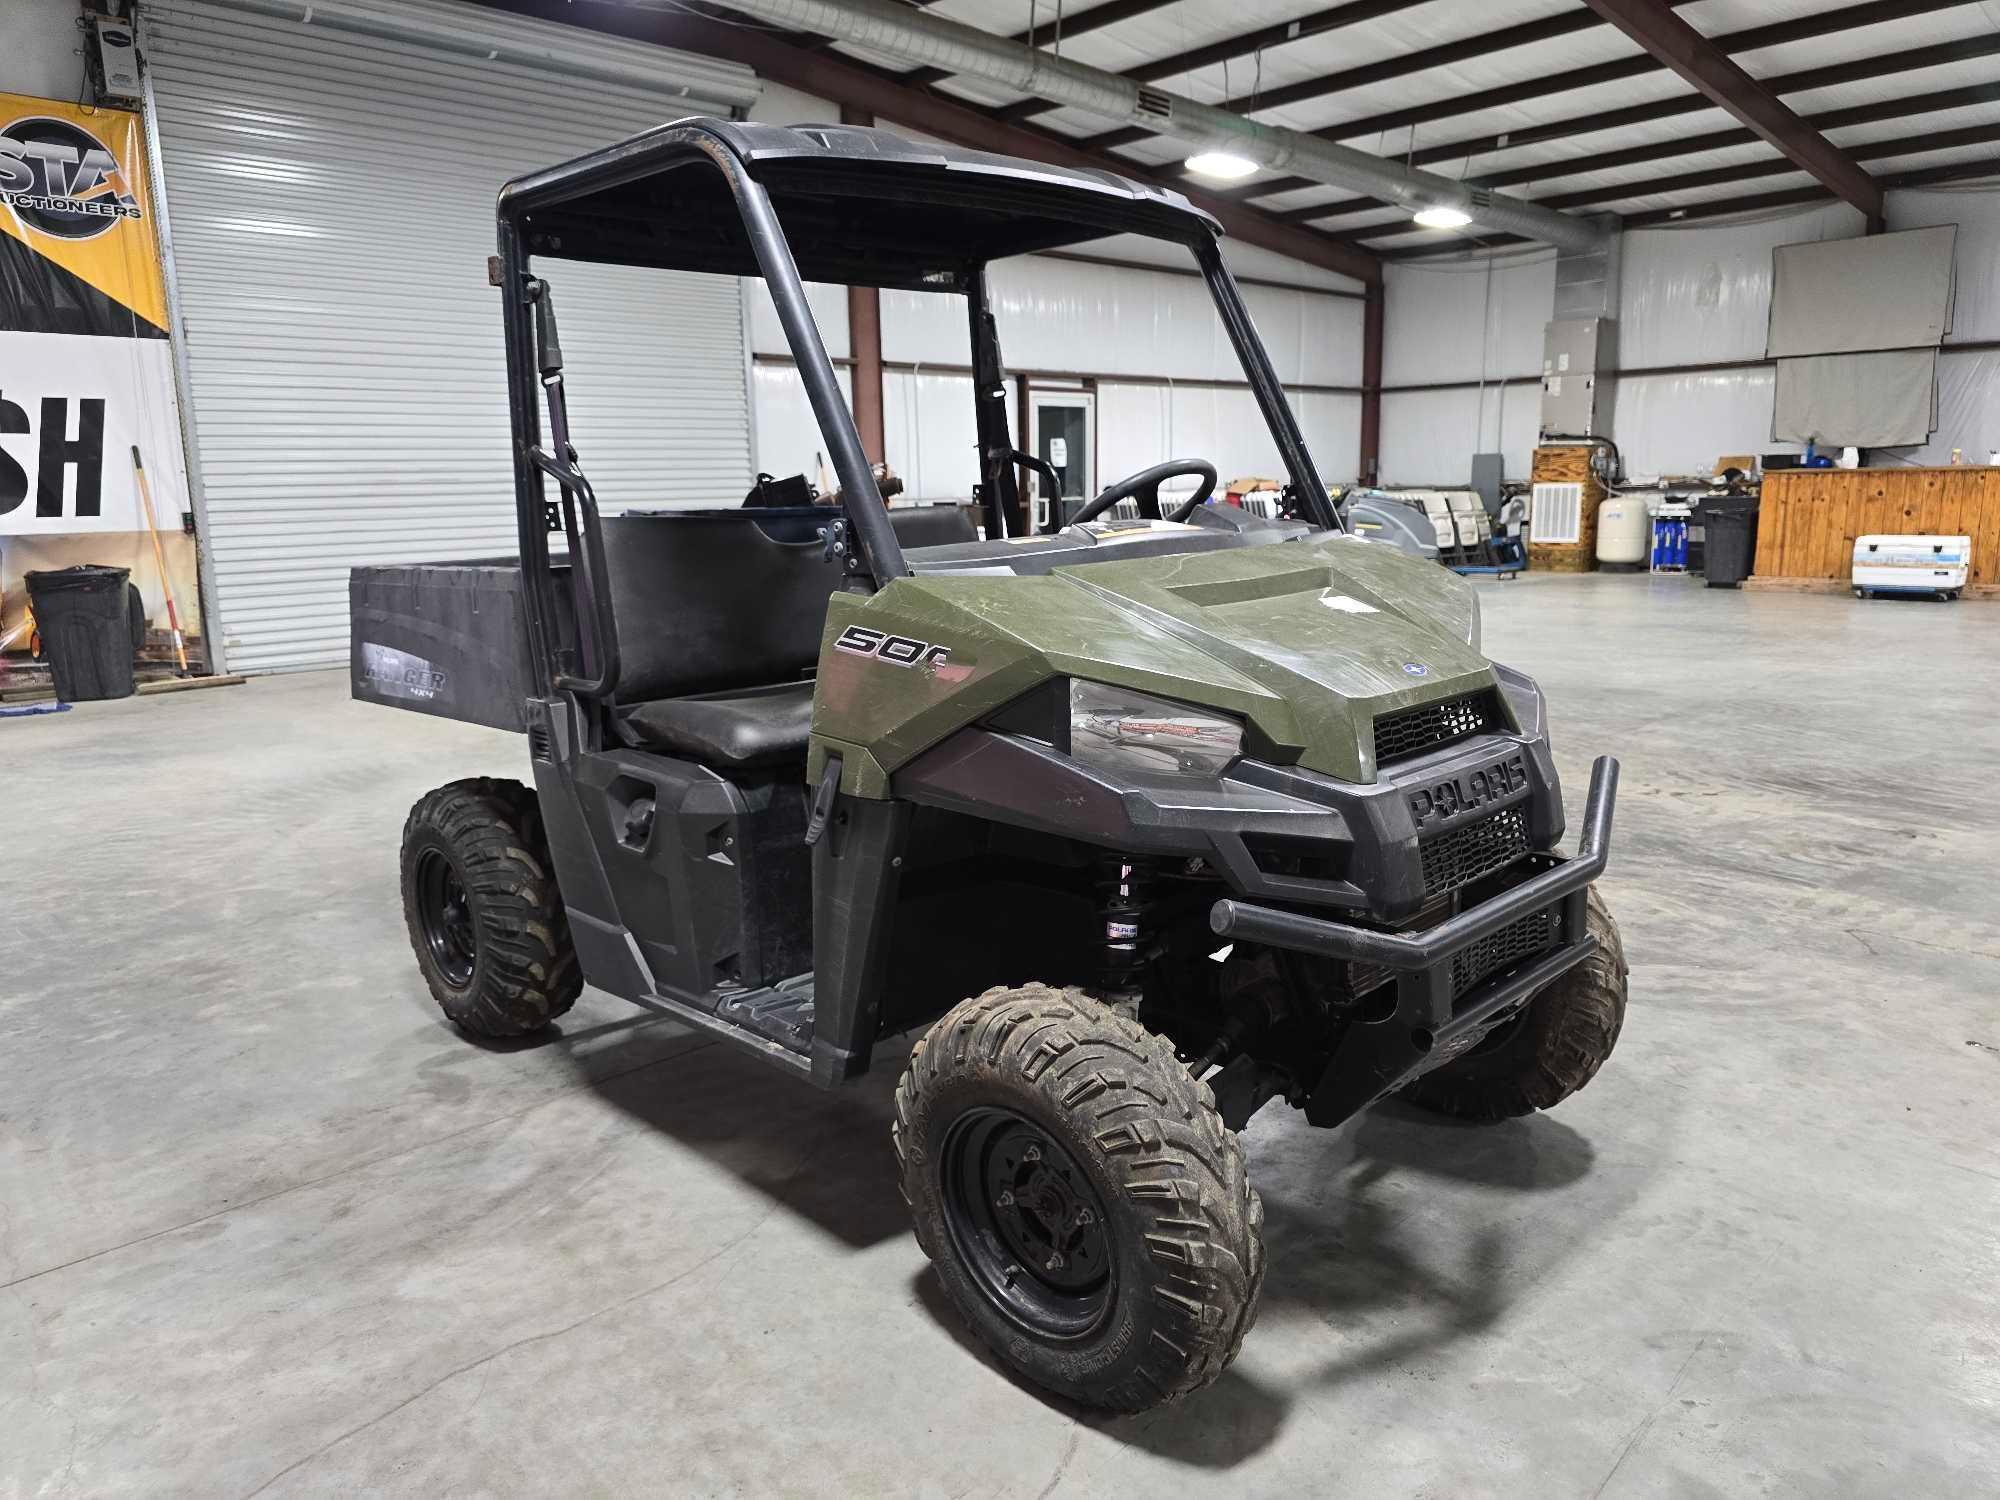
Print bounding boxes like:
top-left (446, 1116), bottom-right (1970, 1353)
top-left (353, 118), bottom-right (1627, 1413)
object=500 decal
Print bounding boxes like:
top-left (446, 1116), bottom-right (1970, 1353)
top-left (834, 625), bottom-right (951, 669)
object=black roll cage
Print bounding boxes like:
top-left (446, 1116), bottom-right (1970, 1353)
top-left (495, 118), bottom-right (1342, 700)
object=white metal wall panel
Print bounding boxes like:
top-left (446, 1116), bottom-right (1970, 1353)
top-left (142, 0), bottom-right (758, 671)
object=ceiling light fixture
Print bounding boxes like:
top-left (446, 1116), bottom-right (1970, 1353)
top-left (1413, 203), bottom-right (1474, 230)
top-left (1184, 150), bottom-right (1259, 180)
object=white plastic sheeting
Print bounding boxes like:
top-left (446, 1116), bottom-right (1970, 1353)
top-left (882, 254), bottom-right (1362, 386)
top-left (1382, 255), bottom-right (1554, 387)
top-left (752, 361), bottom-right (851, 486)
top-left (1619, 203), bottom-right (1865, 367)
top-left (1379, 253), bottom-right (1551, 484)
top-left (747, 280), bottom-right (851, 359)
top-left (1379, 382), bottom-right (1540, 486)
top-left (881, 368), bottom-right (1004, 501)
top-left (1892, 189), bottom-right (2000, 342)
top-left (1884, 349), bottom-right (2000, 466)
top-left (756, 364), bottom-right (1359, 501)
top-left (1377, 191), bottom-right (2000, 481)
top-left (1096, 383), bottom-right (1357, 499)
top-left (1613, 368), bottom-right (1786, 476)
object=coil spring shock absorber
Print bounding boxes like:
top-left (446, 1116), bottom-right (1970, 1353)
top-left (1096, 857), bottom-right (1154, 1011)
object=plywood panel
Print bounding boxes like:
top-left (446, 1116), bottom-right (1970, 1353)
top-left (1758, 467), bottom-right (2000, 582)
top-left (1529, 446), bottom-right (1604, 574)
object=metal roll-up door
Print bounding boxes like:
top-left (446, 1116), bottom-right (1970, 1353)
top-left (140, 0), bottom-right (761, 672)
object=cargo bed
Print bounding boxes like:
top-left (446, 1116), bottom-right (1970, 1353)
top-left (349, 558), bottom-right (572, 732)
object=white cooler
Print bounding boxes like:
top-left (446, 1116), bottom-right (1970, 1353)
top-left (1851, 534), bottom-right (1971, 599)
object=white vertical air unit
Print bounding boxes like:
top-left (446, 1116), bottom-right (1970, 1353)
top-left (1531, 482), bottom-right (1583, 545)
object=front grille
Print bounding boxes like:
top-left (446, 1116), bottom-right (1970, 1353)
top-left (1450, 904), bottom-right (1560, 998)
top-left (1373, 690), bottom-right (1500, 765)
top-left (1420, 806), bottom-right (1530, 896)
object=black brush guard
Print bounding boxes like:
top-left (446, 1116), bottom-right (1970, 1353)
top-left (1211, 757), bottom-right (1619, 1126)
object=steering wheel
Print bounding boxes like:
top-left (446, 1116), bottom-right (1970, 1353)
top-left (1068, 459), bottom-right (1217, 527)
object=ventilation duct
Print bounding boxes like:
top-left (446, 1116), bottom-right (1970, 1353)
top-left (683, 0), bottom-right (1607, 252)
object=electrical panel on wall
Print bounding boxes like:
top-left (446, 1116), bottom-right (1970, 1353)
top-left (92, 14), bottom-right (143, 103)
top-left (1540, 317), bottom-right (1616, 440)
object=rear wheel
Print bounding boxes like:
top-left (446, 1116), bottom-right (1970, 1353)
top-left (1399, 886), bottom-right (1628, 1122)
top-left (400, 778), bottom-right (581, 1037)
top-left (894, 984), bottom-right (1263, 1412)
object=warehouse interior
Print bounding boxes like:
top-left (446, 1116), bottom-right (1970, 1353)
top-left (3, 1), bottom-right (1997, 1494)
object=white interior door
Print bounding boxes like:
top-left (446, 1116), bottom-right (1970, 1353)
top-left (1028, 390), bottom-right (1094, 530)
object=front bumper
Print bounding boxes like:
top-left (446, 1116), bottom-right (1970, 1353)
top-left (1211, 756), bottom-right (1620, 1126)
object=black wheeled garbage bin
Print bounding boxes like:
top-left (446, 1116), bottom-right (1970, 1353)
top-left (25, 565), bottom-right (137, 701)
top-left (1700, 499), bottom-right (1759, 589)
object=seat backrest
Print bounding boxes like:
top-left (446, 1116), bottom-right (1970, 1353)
top-left (600, 509), bottom-right (841, 701)
top-left (888, 503), bottom-right (980, 549)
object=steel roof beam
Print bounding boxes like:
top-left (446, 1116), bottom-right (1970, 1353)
top-left (688, 0), bottom-right (1607, 250)
top-left (1373, 150), bottom-right (2000, 251)
top-left (899, 0), bottom-right (1180, 86)
top-left (994, 0), bottom-right (1433, 125)
top-left (1218, 0), bottom-right (1977, 204)
top-left (1579, 0), bottom-right (1883, 223)
top-left (485, 0), bottom-right (1386, 282)
top-left (1079, 2), bottom-right (1699, 153)
top-left (1277, 79), bottom-right (2000, 225)
top-left (1538, 119), bottom-right (2000, 211)
top-left (1620, 153), bottom-right (2000, 227)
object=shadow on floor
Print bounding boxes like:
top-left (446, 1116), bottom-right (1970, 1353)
top-left (902, 1103), bottom-right (1605, 1467)
top-left (475, 995), bottom-right (1617, 1467)
top-left (566, 1016), bottom-right (918, 1251)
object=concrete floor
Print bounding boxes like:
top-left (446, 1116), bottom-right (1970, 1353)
top-left (4, 574), bottom-right (1997, 1497)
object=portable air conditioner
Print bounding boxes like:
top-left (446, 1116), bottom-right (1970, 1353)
top-left (1851, 534), bottom-right (1971, 599)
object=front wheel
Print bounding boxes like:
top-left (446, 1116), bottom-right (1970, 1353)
top-left (400, 778), bottom-right (581, 1037)
top-left (1399, 886), bottom-right (1628, 1122)
top-left (894, 984), bottom-right (1263, 1412)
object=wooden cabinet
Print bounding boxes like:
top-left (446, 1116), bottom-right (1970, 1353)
top-left (1756, 467), bottom-right (2000, 586)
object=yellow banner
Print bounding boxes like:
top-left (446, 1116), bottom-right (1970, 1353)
top-left (0, 94), bottom-right (168, 335)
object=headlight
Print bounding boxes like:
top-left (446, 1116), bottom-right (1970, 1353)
top-left (1069, 681), bottom-right (1243, 779)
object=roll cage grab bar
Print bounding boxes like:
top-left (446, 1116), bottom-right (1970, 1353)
top-left (495, 123), bottom-right (1342, 698)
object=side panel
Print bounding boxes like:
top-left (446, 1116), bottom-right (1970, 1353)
top-left (808, 796), bottom-right (910, 1085)
top-left (349, 563), bottom-right (536, 732)
top-left (526, 703), bottom-right (814, 1007)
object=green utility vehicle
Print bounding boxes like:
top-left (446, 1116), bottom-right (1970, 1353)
top-left (352, 118), bottom-right (1627, 1413)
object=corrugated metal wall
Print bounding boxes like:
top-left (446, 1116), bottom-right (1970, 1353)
top-left (142, 0), bottom-right (759, 671)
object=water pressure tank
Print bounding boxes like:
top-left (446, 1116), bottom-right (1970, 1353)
top-left (1596, 496), bottom-right (1649, 571)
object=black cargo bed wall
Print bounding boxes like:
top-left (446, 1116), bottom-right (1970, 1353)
top-left (349, 559), bottom-right (574, 731)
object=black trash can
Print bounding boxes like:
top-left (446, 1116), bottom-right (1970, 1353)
top-left (25, 565), bottom-right (137, 701)
top-left (1701, 500), bottom-right (1759, 589)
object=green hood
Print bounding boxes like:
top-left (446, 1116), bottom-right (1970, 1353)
top-left (812, 533), bottom-right (1497, 792)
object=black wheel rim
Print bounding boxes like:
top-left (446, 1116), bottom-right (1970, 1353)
top-left (415, 848), bottom-right (478, 989)
top-left (939, 1107), bottom-right (1115, 1340)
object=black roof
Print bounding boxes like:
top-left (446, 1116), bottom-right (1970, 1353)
top-left (500, 117), bottom-right (1220, 288)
